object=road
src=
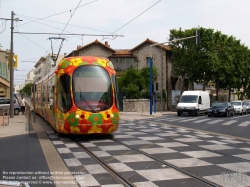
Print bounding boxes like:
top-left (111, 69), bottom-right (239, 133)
top-left (140, 113), bottom-right (250, 139)
top-left (42, 113), bottom-right (250, 186)
top-left (2, 104), bottom-right (250, 187)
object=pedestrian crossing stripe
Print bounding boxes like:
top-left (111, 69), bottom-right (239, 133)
top-left (221, 120), bottom-right (237, 125)
top-left (150, 116), bottom-right (250, 127)
top-left (238, 121), bottom-right (250, 126)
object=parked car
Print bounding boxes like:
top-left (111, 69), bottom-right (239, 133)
top-left (0, 98), bottom-right (21, 115)
top-left (231, 101), bottom-right (247, 115)
top-left (243, 101), bottom-right (250, 113)
top-left (207, 102), bottom-right (234, 117)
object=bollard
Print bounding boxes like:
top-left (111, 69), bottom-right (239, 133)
top-left (1, 109), bottom-right (9, 126)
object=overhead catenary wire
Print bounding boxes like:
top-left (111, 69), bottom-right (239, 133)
top-left (111, 0), bottom-right (161, 34)
top-left (48, 0), bottom-right (83, 62)
top-left (17, 14), bottom-right (111, 34)
top-left (14, 31), bottom-right (124, 37)
top-left (15, 0), bottom-right (98, 27)
top-left (13, 0), bottom-right (158, 72)
top-left (102, 0), bottom-right (161, 41)
top-left (60, 0), bottom-right (82, 36)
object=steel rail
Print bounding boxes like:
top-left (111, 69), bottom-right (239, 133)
top-left (71, 137), bottom-right (136, 187)
top-left (111, 136), bottom-right (220, 187)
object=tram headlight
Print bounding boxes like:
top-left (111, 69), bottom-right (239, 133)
top-left (75, 114), bottom-right (79, 119)
top-left (110, 114), bottom-right (114, 118)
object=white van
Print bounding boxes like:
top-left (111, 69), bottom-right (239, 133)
top-left (177, 91), bottom-right (210, 116)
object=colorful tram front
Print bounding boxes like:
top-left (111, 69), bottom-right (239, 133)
top-left (46, 56), bottom-right (119, 134)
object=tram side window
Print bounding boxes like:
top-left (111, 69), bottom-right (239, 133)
top-left (111, 74), bottom-right (119, 110)
top-left (56, 74), bottom-right (72, 112)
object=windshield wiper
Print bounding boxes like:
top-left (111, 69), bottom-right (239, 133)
top-left (79, 87), bottom-right (96, 113)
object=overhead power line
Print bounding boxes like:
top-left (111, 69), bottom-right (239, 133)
top-left (16, 0), bottom-right (98, 27)
top-left (14, 31), bottom-right (124, 37)
top-left (60, 0), bottom-right (82, 35)
top-left (17, 14), bottom-right (111, 34)
top-left (111, 0), bottom-right (161, 35)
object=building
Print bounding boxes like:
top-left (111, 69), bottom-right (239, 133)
top-left (25, 69), bottom-right (35, 84)
top-left (0, 50), bottom-right (10, 97)
top-left (66, 39), bottom-right (184, 111)
top-left (34, 54), bottom-right (64, 83)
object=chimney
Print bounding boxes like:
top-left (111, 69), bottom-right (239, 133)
top-left (77, 45), bottom-right (81, 50)
top-left (105, 41), bottom-right (110, 47)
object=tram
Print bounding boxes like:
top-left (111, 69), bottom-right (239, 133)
top-left (34, 56), bottom-right (120, 134)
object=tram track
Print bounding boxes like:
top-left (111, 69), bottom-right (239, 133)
top-left (70, 135), bottom-right (136, 187)
top-left (111, 137), bottom-right (220, 187)
top-left (68, 134), bottom-right (220, 187)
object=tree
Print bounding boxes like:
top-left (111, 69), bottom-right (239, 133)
top-left (169, 27), bottom-right (218, 90)
top-left (117, 66), bottom-right (158, 99)
top-left (20, 83), bottom-right (33, 96)
top-left (169, 27), bottom-right (250, 101)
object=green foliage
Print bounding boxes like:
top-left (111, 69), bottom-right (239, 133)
top-left (118, 66), bottom-right (158, 99)
top-left (169, 27), bottom-right (250, 100)
top-left (20, 83), bottom-right (33, 96)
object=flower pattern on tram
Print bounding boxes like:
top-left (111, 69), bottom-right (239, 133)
top-left (67, 112), bottom-right (78, 127)
top-left (60, 60), bottom-right (71, 69)
top-left (88, 126), bottom-right (103, 134)
top-left (88, 113), bottom-right (103, 126)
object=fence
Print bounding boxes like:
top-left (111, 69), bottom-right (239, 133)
top-left (0, 109), bottom-right (9, 126)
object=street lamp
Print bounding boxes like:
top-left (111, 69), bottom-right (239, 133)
top-left (149, 32), bottom-right (199, 115)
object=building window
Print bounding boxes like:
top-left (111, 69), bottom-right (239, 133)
top-left (146, 57), bottom-right (153, 67)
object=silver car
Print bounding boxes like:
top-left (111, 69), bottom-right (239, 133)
top-left (231, 100), bottom-right (247, 115)
top-left (0, 98), bottom-right (21, 115)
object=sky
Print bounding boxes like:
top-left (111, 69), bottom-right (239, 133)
top-left (1, 0), bottom-right (250, 84)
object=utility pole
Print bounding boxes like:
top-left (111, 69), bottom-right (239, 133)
top-left (7, 11), bottom-right (22, 118)
top-left (10, 11), bottom-right (14, 118)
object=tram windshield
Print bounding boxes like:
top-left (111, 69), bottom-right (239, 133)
top-left (72, 66), bottom-right (113, 112)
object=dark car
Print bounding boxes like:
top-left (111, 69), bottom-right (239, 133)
top-left (207, 102), bottom-right (234, 117)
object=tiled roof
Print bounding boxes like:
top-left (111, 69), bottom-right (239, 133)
top-left (66, 39), bottom-right (116, 57)
top-left (110, 50), bottom-right (134, 57)
top-left (130, 38), bottom-right (170, 51)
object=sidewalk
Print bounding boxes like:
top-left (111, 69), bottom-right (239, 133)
top-left (0, 112), bottom-right (78, 187)
top-left (120, 111), bottom-right (176, 120)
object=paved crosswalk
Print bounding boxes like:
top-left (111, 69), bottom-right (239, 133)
top-left (149, 115), bottom-right (250, 127)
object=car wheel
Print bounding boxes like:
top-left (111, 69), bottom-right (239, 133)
top-left (177, 112), bottom-right (181, 116)
top-left (208, 114), bottom-right (211, 117)
top-left (14, 108), bottom-right (20, 115)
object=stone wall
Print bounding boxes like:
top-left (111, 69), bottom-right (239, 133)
top-left (78, 45), bottom-right (113, 58)
top-left (123, 99), bottom-right (166, 112)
